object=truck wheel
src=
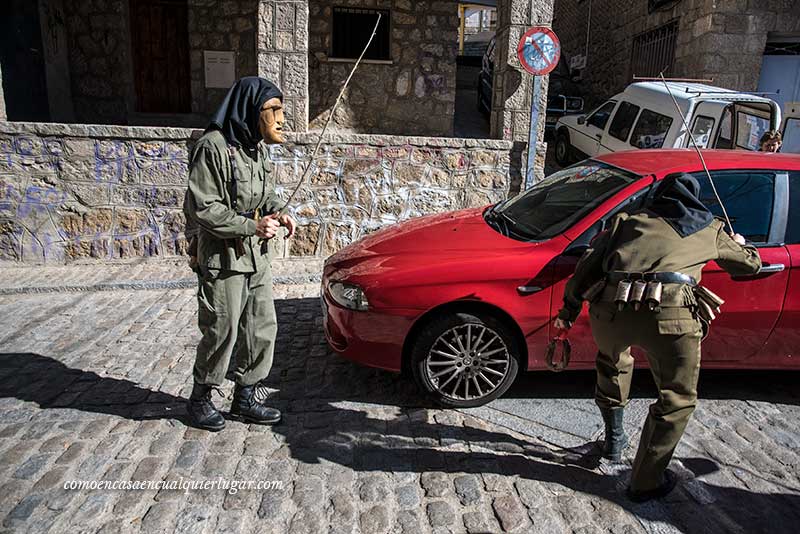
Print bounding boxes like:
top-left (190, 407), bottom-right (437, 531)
top-left (555, 131), bottom-right (572, 166)
top-left (410, 312), bottom-right (520, 408)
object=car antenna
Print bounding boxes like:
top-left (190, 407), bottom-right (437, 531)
top-left (277, 13), bottom-right (382, 216)
top-left (658, 71), bottom-right (735, 234)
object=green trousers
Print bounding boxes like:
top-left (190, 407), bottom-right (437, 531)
top-left (589, 302), bottom-right (702, 492)
top-left (193, 265), bottom-right (278, 387)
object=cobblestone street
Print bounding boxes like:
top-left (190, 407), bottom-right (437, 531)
top-left (0, 261), bottom-right (798, 534)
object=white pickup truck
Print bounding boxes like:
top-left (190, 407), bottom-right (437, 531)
top-left (554, 81), bottom-right (782, 165)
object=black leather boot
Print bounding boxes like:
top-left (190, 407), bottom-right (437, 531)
top-left (186, 382), bottom-right (226, 432)
top-left (229, 383), bottom-right (281, 424)
top-left (598, 407), bottom-right (628, 461)
top-left (627, 469), bottom-right (678, 502)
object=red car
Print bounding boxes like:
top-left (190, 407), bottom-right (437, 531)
top-left (321, 150), bottom-right (800, 407)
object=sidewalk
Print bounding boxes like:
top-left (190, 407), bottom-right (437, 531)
top-left (0, 261), bottom-right (798, 534)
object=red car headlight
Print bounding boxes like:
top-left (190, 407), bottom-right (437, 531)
top-left (328, 281), bottom-right (370, 311)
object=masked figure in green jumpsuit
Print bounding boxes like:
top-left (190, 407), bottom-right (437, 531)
top-left (555, 174), bottom-right (761, 501)
top-left (183, 77), bottom-right (296, 431)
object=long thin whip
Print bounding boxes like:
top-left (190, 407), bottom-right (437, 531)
top-left (658, 72), bottom-right (735, 233)
top-left (278, 13), bottom-right (382, 216)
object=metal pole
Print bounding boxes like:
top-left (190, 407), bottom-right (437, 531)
top-left (525, 75), bottom-right (542, 188)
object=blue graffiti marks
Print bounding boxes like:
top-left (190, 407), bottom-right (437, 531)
top-left (0, 137), bottom-right (66, 172)
top-left (16, 185), bottom-right (68, 219)
top-left (94, 140), bottom-right (188, 186)
top-left (94, 140), bottom-right (138, 184)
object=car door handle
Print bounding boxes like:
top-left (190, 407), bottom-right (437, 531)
top-left (595, 133), bottom-right (602, 139)
top-left (517, 285), bottom-right (543, 294)
top-left (758, 263), bottom-right (785, 274)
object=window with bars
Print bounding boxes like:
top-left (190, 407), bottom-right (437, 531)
top-left (629, 20), bottom-right (679, 80)
top-left (331, 7), bottom-right (391, 60)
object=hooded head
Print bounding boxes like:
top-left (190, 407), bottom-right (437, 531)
top-left (647, 173), bottom-right (715, 238)
top-left (207, 77), bottom-right (284, 151)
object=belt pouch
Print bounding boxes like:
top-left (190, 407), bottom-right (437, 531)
top-left (645, 281), bottom-right (663, 310)
top-left (614, 280), bottom-right (632, 311)
top-left (629, 280), bottom-right (647, 311)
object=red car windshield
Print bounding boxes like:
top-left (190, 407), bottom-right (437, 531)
top-left (491, 162), bottom-right (640, 240)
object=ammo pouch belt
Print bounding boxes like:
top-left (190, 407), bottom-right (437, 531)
top-left (596, 271), bottom-right (698, 311)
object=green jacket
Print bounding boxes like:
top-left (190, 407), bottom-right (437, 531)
top-left (558, 211), bottom-right (762, 322)
top-left (184, 130), bottom-right (282, 273)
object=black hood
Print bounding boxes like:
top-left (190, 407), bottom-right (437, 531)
top-left (207, 77), bottom-right (283, 151)
top-left (647, 174), bottom-right (715, 238)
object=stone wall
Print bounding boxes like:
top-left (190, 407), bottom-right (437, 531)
top-left (553, 0), bottom-right (800, 108)
top-left (63, 0), bottom-right (132, 124)
top-left (57, 0), bottom-right (261, 126)
top-left (307, 0), bottom-right (460, 137)
top-left (258, 0), bottom-right (310, 133)
top-left (189, 0), bottom-right (260, 118)
top-left (0, 122), bottom-right (514, 264)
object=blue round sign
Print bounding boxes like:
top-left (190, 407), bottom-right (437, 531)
top-left (517, 27), bottom-right (560, 75)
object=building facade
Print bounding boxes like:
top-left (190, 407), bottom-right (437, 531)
top-left (553, 0), bottom-right (800, 108)
top-left (0, 0), bottom-right (555, 264)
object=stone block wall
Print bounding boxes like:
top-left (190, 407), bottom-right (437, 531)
top-left (0, 122), bottom-right (514, 264)
top-left (63, 0), bottom-right (133, 124)
top-left (553, 0), bottom-right (800, 108)
top-left (57, 0), bottom-right (261, 126)
top-left (189, 0), bottom-right (260, 117)
top-left (307, 0), bottom-right (460, 137)
top-left (258, 0), bottom-right (310, 132)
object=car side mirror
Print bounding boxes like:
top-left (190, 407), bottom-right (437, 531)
top-left (577, 115), bottom-right (586, 125)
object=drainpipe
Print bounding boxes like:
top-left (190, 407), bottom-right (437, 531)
top-left (459, 4), bottom-right (466, 55)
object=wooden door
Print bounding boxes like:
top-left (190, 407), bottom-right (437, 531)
top-left (130, 0), bottom-right (191, 113)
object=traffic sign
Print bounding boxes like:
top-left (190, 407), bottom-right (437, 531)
top-left (517, 27), bottom-right (560, 76)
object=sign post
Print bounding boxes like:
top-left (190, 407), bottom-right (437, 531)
top-left (517, 27), bottom-right (561, 188)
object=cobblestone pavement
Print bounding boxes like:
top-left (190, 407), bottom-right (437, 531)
top-left (0, 262), bottom-right (799, 534)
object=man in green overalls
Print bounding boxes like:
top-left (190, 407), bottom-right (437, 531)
top-left (183, 77), bottom-right (296, 431)
top-left (555, 174), bottom-right (761, 501)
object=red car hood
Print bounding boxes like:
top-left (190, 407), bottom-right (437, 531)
top-left (325, 207), bottom-right (539, 280)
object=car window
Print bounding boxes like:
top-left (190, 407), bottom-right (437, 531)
top-left (630, 109), bottom-right (673, 148)
top-left (716, 107), bottom-right (733, 149)
top-left (608, 101), bottom-right (640, 142)
top-left (587, 101), bottom-right (616, 130)
top-left (782, 118), bottom-right (800, 154)
top-left (691, 115), bottom-right (715, 148)
top-left (691, 171), bottom-right (775, 243)
top-left (736, 111), bottom-right (771, 150)
top-left (786, 172), bottom-right (800, 244)
top-left (494, 161), bottom-right (639, 240)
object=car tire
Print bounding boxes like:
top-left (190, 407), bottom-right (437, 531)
top-left (555, 131), bottom-right (572, 166)
top-left (410, 312), bottom-right (520, 408)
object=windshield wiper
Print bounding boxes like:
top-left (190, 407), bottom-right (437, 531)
top-left (484, 208), bottom-right (509, 236)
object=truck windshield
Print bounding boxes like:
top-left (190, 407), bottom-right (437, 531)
top-left (489, 162), bottom-right (639, 240)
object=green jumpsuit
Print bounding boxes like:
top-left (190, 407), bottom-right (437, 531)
top-left (558, 211), bottom-right (761, 492)
top-left (184, 130), bottom-right (283, 387)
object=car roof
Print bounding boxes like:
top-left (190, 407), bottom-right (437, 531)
top-left (595, 149), bottom-right (800, 177)
top-left (624, 81), bottom-right (776, 105)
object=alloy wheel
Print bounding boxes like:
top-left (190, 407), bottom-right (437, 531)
top-left (425, 323), bottom-right (511, 402)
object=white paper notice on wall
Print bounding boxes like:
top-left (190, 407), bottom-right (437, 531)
top-left (204, 51), bottom-right (236, 88)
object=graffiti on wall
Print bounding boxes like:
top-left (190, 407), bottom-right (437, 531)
top-left (0, 131), bottom-right (511, 264)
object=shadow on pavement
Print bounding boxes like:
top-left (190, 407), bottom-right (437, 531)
top-left (2, 295), bottom-right (799, 532)
top-left (0, 352), bottom-right (189, 423)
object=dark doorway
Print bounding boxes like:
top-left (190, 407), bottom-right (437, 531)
top-left (130, 0), bottom-right (191, 113)
top-left (0, 0), bottom-right (51, 122)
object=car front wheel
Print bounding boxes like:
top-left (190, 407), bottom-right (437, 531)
top-left (555, 131), bottom-right (572, 166)
top-left (411, 312), bottom-right (520, 408)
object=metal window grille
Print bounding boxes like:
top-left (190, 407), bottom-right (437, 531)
top-left (331, 7), bottom-right (390, 60)
top-left (629, 20), bottom-right (679, 80)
